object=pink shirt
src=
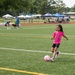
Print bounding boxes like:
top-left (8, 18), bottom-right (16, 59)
top-left (53, 31), bottom-right (64, 44)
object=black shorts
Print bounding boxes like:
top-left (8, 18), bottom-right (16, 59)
top-left (12, 24), bottom-right (17, 27)
top-left (5, 24), bottom-right (7, 26)
top-left (52, 44), bottom-right (60, 48)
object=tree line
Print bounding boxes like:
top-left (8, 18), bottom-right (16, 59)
top-left (0, 0), bottom-right (75, 16)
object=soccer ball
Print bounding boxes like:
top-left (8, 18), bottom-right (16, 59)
top-left (44, 55), bottom-right (50, 62)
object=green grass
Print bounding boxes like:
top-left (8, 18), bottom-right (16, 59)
top-left (0, 24), bottom-right (75, 75)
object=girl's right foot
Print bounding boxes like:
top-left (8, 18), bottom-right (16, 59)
top-left (55, 51), bottom-right (60, 58)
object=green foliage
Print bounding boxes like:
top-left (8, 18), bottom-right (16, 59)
top-left (70, 4), bottom-right (75, 12)
top-left (54, 0), bottom-right (66, 13)
top-left (0, 0), bottom-right (31, 16)
top-left (0, 0), bottom-right (70, 16)
top-left (29, 0), bottom-right (66, 14)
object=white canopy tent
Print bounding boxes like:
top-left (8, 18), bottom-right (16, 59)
top-left (18, 15), bottom-right (25, 19)
top-left (25, 15), bottom-right (31, 18)
top-left (44, 13), bottom-right (52, 16)
top-left (31, 15), bottom-right (36, 18)
top-left (34, 14), bottom-right (41, 17)
top-left (3, 14), bottom-right (13, 18)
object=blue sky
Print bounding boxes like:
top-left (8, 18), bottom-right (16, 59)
top-left (63, 0), bottom-right (75, 7)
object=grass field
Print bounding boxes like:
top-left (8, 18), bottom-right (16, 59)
top-left (0, 24), bottom-right (75, 75)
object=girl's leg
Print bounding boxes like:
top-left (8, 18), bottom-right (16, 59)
top-left (51, 47), bottom-right (55, 53)
top-left (7, 24), bottom-right (10, 29)
top-left (52, 47), bottom-right (58, 59)
top-left (51, 47), bottom-right (58, 62)
top-left (7, 25), bottom-right (8, 29)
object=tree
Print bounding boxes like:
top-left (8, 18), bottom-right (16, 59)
top-left (0, 0), bottom-right (31, 16)
top-left (53, 0), bottom-right (66, 13)
top-left (29, 0), bottom-right (58, 14)
top-left (70, 4), bottom-right (75, 12)
top-left (0, 0), bottom-right (67, 16)
top-left (29, 0), bottom-right (48, 14)
top-left (64, 7), bottom-right (71, 12)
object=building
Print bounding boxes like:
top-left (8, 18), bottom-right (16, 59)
top-left (64, 12), bottom-right (75, 19)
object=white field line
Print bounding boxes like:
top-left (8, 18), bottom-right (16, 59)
top-left (24, 27), bottom-right (54, 29)
top-left (0, 33), bottom-right (50, 36)
top-left (0, 32), bottom-right (75, 36)
top-left (24, 27), bottom-right (75, 29)
top-left (0, 33), bottom-right (75, 38)
top-left (0, 47), bottom-right (75, 56)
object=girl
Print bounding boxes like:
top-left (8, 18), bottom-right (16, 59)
top-left (51, 25), bottom-right (68, 62)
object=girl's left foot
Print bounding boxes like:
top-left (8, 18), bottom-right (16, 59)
top-left (50, 58), bottom-right (54, 62)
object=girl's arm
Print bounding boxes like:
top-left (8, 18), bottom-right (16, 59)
top-left (51, 36), bottom-right (54, 40)
top-left (63, 35), bottom-right (68, 40)
top-left (51, 32), bottom-right (55, 40)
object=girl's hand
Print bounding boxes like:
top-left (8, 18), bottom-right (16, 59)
top-left (63, 35), bottom-right (68, 40)
top-left (51, 37), bottom-right (54, 40)
top-left (66, 37), bottom-right (68, 40)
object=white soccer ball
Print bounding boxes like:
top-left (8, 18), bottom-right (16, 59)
top-left (44, 55), bottom-right (50, 62)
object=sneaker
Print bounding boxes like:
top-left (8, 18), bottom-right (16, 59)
top-left (55, 51), bottom-right (60, 58)
top-left (50, 58), bottom-right (54, 62)
top-left (7, 27), bottom-right (11, 29)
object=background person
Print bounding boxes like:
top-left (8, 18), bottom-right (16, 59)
top-left (5, 21), bottom-right (11, 29)
top-left (12, 17), bottom-right (20, 29)
top-left (16, 17), bottom-right (20, 28)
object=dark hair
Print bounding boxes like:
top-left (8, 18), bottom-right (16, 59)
top-left (57, 25), bottom-right (63, 32)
